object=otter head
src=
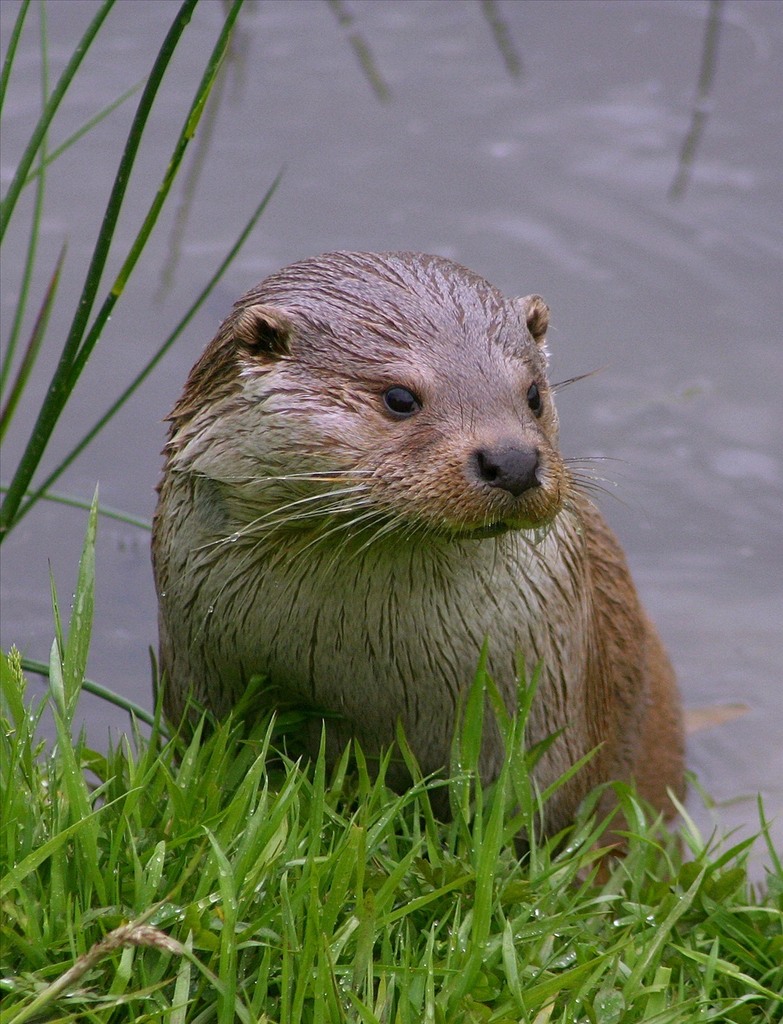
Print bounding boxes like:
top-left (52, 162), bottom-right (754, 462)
top-left (165, 251), bottom-right (568, 547)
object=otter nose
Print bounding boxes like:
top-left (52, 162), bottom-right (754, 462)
top-left (474, 444), bottom-right (540, 497)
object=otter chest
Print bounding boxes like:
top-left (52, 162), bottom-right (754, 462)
top-left (198, 527), bottom-right (590, 746)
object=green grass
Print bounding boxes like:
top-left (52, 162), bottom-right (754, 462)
top-left (1, 505), bottom-right (781, 1024)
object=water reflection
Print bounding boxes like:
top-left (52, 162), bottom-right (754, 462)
top-left (670, 0), bottom-right (724, 199)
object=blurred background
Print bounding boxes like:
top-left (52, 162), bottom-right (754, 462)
top-left (2, 0), bottom-right (781, 869)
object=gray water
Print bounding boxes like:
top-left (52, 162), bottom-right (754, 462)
top-left (2, 0), bottom-right (781, 872)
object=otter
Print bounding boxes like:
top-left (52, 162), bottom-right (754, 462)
top-left (152, 251), bottom-right (685, 835)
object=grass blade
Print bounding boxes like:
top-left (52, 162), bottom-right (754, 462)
top-left (20, 656), bottom-right (158, 728)
top-left (0, 795), bottom-right (124, 902)
top-left (0, 3), bottom-right (50, 402)
top-left (625, 866), bottom-right (707, 991)
top-left (0, 245), bottom-right (65, 440)
top-left (1, 921), bottom-right (185, 1024)
top-left (0, 0), bottom-right (115, 243)
top-left (0, 0), bottom-right (31, 120)
top-left (63, 0), bottom-right (243, 388)
top-left (1, 485), bottom-right (151, 530)
top-left (0, 0), bottom-right (199, 538)
top-left (61, 488), bottom-right (98, 718)
top-left (22, 79), bottom-right (144, 186)
top-left (204, 829), bottom-right (239, 1024)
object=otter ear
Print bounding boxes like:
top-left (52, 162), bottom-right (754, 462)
top-left (231, 303), bottom-right (293, 357)
top-left (515, 294), bottom-right (550, 348)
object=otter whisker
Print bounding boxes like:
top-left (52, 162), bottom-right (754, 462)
top-left (563, 456), bottom-right (629, 508)
top-left (290, 507), bottom-right (392, 562)
top-left (348, 508), bottom-right (418, 560)
top-left (258, 493), bottom-right (377, 534)
top-left (568, 470), bottom-right (631, 510)
top-left (184, 467), bottom-right (375, 487)
top-left (318, 512), bottom-right (399, 574)
top-left (564, 455), bottom-right (623, 468)
top-left (241, 491), bottom-right (374, 534)
top-left (195, 483), bottom-right (374, 552)
top-left (550, 368), bottom-right (604, 392)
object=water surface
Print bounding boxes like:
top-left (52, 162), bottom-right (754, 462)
top-left (2, 0), bottom-right (781, 869)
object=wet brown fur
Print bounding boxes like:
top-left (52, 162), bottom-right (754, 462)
top-left (152, 251), bottom-right (685, 836)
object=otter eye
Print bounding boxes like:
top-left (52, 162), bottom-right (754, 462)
top-left (527, 382), bottom-right (543, 417)
top-left (383, 386), bottom-right (421, 418)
